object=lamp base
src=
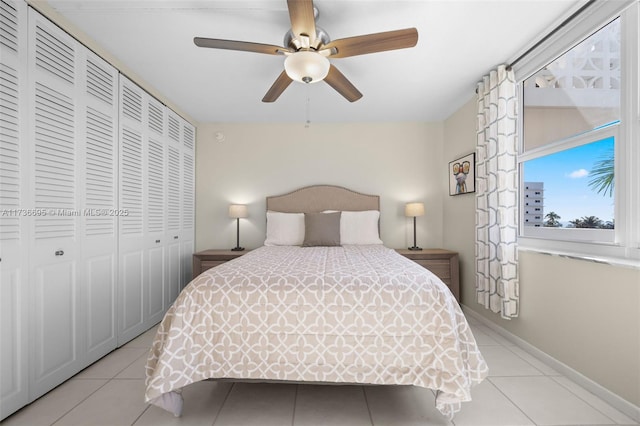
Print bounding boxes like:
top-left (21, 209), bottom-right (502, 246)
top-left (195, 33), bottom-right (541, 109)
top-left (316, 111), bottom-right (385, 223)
top-left (408, 246), bottom-right (422, 251)
top-left (231, 246), bottom-right (245, 251)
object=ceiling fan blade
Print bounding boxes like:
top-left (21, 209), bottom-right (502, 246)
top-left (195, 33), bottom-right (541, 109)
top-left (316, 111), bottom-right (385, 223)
top-left (262, 71), bottom-right (293, 102)
top-left (194, 37), bottom-right (290, 55)
top-left (287, 0), bottom-right (317, 46)
top-left (324, 65), bottom-right (362, 102)
top-left (324, 28), bottom-right (418, 58)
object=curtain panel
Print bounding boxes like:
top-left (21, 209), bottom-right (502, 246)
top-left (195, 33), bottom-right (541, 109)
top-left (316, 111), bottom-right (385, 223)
top-left (475, 65), bottom-right (520, 319)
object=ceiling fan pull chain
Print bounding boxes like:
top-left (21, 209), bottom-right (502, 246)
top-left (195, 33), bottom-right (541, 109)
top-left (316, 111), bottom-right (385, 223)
top-left (305, 84), bottom-right (311, 128)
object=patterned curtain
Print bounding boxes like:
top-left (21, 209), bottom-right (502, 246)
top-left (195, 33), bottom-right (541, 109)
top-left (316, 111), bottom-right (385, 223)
top-left (475, 64), bottom-right (519, 319)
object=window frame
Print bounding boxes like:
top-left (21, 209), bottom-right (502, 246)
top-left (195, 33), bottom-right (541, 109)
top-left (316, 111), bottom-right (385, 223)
top-left (515, 1), bottom-right (640, 264)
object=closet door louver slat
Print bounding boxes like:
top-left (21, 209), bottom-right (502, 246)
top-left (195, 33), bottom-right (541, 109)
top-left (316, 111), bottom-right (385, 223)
top-left (147, 139), bottom-right (164, 233)
top-left (167, 146), bottom-right (180, 231)
top-left (33, 82), bottom-right (75, 239)
top-left (120, 127), bottom-right (143, 235)
top-left (85, 107), bottom-right (114, 235)
top-left (34, 24), bottom-right (73, 85)
top-left (182, 154), bottom-right (194, 230)
top-left (0, 1), bottom-right (19, 52)
top-left (0, 63), bottom-right (21, 240)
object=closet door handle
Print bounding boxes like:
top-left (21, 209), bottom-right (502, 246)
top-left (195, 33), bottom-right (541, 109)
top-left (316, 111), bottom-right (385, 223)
top-left (55, 250), bottom-right (64, 256)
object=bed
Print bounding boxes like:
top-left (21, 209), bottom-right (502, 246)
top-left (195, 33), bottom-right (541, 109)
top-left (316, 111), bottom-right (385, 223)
top-left (144, 185), bottom-right (488, 419)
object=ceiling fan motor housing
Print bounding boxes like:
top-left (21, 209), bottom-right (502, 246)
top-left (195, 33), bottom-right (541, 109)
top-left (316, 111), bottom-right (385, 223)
top-left (284, 26), bottom-right (330, 50)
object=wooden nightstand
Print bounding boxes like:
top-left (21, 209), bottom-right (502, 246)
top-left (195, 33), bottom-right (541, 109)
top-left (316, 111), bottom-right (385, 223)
top-left (192, 249), bottom-right (250, 279)
top-left (395, 249), bottom-right (460, 302)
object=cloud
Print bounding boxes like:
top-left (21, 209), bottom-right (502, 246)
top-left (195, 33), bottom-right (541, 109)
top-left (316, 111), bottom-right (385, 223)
top-left (567, 169), bottom-right (589, 178)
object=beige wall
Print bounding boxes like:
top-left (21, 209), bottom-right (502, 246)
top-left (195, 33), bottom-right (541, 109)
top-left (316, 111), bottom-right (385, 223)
top-left (195, 122), bottom-right (444, 251)
top-left (443, 97), bottom-right (640, 407)
top-left (442, 97), bottom-right (477, 305)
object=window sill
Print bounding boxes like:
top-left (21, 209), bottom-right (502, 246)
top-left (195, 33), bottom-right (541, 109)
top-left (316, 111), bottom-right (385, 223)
top-left (518, 236), bottom-right (640, 269)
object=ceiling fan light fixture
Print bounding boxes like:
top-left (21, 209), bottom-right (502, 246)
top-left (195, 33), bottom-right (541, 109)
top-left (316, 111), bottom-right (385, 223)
top-left (284, 51), bottom-right (330, 84)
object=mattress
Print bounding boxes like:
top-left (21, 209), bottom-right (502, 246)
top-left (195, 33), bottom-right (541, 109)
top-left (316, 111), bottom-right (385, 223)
top-left (144, 245), bottom-right (488, 419)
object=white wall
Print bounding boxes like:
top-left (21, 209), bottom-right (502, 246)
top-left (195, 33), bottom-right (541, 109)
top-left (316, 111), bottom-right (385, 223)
top-left (195, 121), bottom-right (444, 251)
top-left (443, 97), bottom-right (640, 408)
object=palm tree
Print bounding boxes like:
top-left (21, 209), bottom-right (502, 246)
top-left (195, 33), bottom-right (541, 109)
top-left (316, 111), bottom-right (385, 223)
top-left (569, 216), bottom-right (603, 228)
top-left (601, 220), bottom-right (615, 229)
top-left (544, 211), bottom-right (562, 227)
top-left (588, 149), bottom-right (614, 197)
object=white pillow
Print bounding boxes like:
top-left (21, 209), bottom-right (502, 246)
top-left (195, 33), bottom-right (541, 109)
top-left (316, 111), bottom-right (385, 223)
top-left (340, 210), bottom-right (383, 245)
top-left (264, 211), bottom-right (305, 246)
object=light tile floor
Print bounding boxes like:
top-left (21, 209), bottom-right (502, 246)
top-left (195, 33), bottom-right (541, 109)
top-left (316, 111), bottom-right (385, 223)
top-left (3, 315), bottom-right (638, 426)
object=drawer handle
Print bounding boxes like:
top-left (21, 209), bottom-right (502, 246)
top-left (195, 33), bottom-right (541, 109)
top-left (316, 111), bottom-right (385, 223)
top-left (174, 235), bottom-right (179, 239)
top-left (55, 250), bottom-right (64, 256)
top-left (155, 239), bottom-right (161, 243)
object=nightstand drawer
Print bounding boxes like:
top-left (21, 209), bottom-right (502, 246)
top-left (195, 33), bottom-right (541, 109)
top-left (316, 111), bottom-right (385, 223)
top-left (412, 259), bottom-right (451, 278)
top-left (200, 260), bottom-right (227, 272)
top-left (192, 249), bottom-right (250, 280)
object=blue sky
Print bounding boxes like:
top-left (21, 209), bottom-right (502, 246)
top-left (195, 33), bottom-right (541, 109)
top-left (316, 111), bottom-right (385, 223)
top-left (524, 136), bottom-right (615, 224)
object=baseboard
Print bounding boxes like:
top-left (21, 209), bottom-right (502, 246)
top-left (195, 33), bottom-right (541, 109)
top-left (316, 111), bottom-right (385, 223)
top-left (461, 305), bottom-right (640, 423)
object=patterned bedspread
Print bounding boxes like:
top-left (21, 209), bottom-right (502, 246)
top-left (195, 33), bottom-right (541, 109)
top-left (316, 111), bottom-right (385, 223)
top-left (145, 245), bottom-right (488, 419)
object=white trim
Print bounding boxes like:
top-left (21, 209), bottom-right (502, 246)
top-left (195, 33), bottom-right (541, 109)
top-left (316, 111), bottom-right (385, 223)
top-left (461, 305), bottom-right (640, 423)
top-left (619, 2), bottom-right (640, 250)
top-left (518, 243), bottom-right (640, 268)
top-left (518, 124), bottom-right (618, 162)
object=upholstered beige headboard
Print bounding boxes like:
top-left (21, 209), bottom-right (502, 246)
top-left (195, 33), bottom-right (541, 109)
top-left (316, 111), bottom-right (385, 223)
top-left (266, 185), bottom-right (379, 213)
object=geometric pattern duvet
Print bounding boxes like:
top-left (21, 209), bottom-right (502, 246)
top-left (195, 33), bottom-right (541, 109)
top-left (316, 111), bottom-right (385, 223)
top-left (145, 245), bottom-right (488, 419)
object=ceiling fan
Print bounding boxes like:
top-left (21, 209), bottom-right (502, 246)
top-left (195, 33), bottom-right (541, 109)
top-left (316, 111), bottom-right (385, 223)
top-left (194, 0), bottom-right (418, 103)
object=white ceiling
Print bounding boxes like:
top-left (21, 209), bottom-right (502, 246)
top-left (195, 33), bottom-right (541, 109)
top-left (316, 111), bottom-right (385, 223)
top-left (46, 0), bottom-right (585, 124)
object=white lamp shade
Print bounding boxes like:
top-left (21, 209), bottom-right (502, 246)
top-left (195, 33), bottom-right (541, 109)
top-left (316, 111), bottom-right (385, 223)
top-left (228, 204), bottom-right (248, 219)
top-left (405, 202), bottom-right (425, 217)
top-left (284, 51), bottom-right (330, 84)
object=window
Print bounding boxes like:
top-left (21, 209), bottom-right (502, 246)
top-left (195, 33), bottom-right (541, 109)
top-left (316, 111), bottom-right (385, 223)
top-left (520, 127), bottom-right (617, 242)
top-left (517, 2), bottom-right (640, 263)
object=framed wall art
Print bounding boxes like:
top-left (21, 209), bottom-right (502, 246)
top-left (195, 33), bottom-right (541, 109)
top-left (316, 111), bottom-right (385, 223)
top-left (449, 153), bottom-right (476, 196)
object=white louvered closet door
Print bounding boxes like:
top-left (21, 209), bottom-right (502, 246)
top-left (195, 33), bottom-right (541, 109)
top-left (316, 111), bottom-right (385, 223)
top-left (145, 96), bottom-right (166, 325)
top-left (180, 121), bottom-right (195, 289)
top-left (165, 111), bottom-right (182, 307)
top-left (0, 0), bottom-right (28, 419)
top-left (81, 50), bottom-right (118, 365)
top-left (118, 76), bottom-right (147, 345)
top-left (27, 9), bottom-right (83, 399)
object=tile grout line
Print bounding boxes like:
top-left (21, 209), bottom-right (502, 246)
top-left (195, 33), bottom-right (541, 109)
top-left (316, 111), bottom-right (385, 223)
top-left (485, 377), bottom-right (539, 426)
top-left (291, 384), bottom-right (299, 426)
top-left (130, 400), bottom-right (152, 426)
top-left (48, 379), bottom-right (112, 426)
top-left (548, 376), bottom-right (626, 425)
top-left (211, 381), bottom-right (235, 426)
top-left (361, 386), bottom-right (375, 426)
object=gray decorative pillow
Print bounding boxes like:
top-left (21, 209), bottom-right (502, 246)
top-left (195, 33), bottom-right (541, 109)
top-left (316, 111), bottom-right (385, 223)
top-left (302, 212), bottom-right (342, 247)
